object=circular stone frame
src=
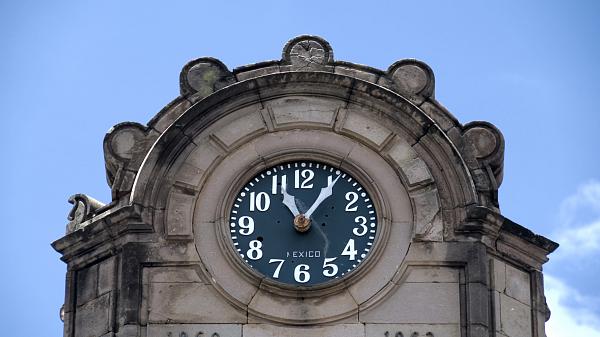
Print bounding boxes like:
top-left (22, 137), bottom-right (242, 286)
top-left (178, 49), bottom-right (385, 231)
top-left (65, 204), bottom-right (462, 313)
top-left (192, 128), bottom-right (413, 324)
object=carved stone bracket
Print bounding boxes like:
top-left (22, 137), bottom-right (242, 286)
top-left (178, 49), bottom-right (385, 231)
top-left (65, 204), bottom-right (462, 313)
top-left (103, 122), bottom-right (154, 199)
top-left (457, 121), bottom-right (505, 207)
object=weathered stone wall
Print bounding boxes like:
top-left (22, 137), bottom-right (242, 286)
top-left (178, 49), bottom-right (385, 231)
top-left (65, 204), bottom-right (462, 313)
top-left (53, 36), bottom-right (557, 337)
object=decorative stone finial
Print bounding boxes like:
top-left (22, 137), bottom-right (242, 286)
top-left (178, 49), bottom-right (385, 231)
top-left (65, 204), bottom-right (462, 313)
top-left (179, 57), bottom-right (235, 97)
top-left (282, 35), bottom-right (334, 70)
top-left (388, 59), bottom-right (435, 99)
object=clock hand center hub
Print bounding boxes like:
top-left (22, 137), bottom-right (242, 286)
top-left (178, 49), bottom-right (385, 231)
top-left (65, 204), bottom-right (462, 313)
top-left (293, 214), bottom-right (311, 232)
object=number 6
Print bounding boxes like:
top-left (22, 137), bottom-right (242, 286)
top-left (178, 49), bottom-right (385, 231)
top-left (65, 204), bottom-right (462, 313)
top-left (294, 264), bottom-right (310, 283)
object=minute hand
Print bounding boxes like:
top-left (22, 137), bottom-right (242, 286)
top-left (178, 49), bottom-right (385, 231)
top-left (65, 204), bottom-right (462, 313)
top-left (304, 175), bottom-right (341, 219)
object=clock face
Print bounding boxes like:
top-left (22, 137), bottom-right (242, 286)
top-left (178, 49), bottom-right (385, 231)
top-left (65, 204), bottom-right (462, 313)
top-left (228, 160), bottom-right (378, 286)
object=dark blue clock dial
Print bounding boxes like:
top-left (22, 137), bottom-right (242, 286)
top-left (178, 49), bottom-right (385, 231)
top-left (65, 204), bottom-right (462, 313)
top-left (229, 160), bottom-right (377, 286)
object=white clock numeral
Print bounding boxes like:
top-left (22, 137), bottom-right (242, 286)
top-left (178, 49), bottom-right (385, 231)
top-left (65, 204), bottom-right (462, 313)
top-left (238, 216), bottom-right (255, 235)
top-left (247, 240), bottom-right (263, 260)
top-left (269, 259), bottom-right (285, 278)
top-left (294, 169), bottom-right (314, 189)
top-left (271, 175), bottom-right (288, 194)
top-left (249, 191), bottom-right (270, 211)
top-left (352, 216), bottom-right (368, 236)
top-left (322, 257), bottom-right (338, 277)
top-left (345, 192), bottom-right (358, 211)
top-left (341, 239), bottom-right (358, 260)
top-left (294, 264), bottom-right (311, 283)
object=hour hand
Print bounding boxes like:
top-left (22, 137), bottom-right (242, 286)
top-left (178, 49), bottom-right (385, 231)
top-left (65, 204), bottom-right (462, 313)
top-left (281, 182), bottom-right (300, 216)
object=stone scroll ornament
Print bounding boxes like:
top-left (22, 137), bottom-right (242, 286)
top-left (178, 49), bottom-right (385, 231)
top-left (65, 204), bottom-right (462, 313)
top-left (54, 35), bottom-right (558, 337)
top-left (66, 194), bottom-right (105, 233)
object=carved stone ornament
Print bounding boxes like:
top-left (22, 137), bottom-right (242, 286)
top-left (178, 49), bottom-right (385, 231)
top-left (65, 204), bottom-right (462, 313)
top-left (53, 35), bottom-right (558, 337)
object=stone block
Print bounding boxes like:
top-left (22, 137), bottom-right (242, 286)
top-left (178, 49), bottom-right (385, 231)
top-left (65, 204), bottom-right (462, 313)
top-left (404, 242), bottom-right (478, 265)
top-left (404, 266), bottom-right (459, 283)
top-left (253, 129), bottom-right (352, 163)
top-left (398, 158), bottom-right (433, 187)
top-left (505, 264), bottom-right (530, 305)
top-left (172, 140), bottom-right (222, 188)
top-left (334, 65), bottom-right (379, 83)
top-left (213, 109), bottom-right (266, 148)
top-left (98, 257), bottom-right (115, 295)
top-left (365, 323), bottom-right (460, 337)
top-left (499, 294), bottom-right (532, 337)
top-left (154, 241), bottom-right (201, 263)
top-left (361, 282), bottom-right (460, 324)
top-left (269, 96), bottom-right (337, 127)
top-left (75, 293), bottom-right (111, 337)
top-left (166, 189), bottom-right (195, 237)
top-left (248, 288), bottom-right (358, 323)
top-left (342, 110), bottom-right (392, 147)
top-left (114, 324), bottom-right (138, 337)
top-left (236, 65), bottom-right (281, 81)
top-left (151, 99), bottom-right (192, 133)
top-left (386, 136), bottom-right (417, 164)
top-left (175, 161), bottom-right (205, 187)
top-left (147, 282), bottom-right (246, 323)
top-left (145, 266), bottom-right (203, 284)
top-left (468, 282), bottom-right (491, 326)
top-left (411, 188), bottom-right (441, 237)
top-left (492, 258), bottom-right (506, 291)
top-left (243, 324), bottom-right (364, 337)
top-left (147, 324), bottom-right (242, 337)
top-left (419, 101), bottom-right (456, 132)
top-left (76, 264), bottom-right (98, 306)
top-left (493, 290), bottom-right (501, 332)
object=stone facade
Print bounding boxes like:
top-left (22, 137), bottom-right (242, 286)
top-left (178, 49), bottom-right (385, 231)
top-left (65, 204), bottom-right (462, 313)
top-left (53, 36), bottom-right (558, 337)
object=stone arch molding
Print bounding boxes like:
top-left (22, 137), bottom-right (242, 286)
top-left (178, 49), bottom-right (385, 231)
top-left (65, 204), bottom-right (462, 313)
top-left (96, 36), bottom-right (506, 324)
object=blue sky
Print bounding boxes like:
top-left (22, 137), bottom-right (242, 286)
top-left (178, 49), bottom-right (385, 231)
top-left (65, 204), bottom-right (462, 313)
top-left (1, 1), bottom-right (599, 336)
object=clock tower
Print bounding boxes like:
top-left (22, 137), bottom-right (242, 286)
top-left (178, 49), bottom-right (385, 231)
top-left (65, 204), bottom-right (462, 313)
top-left (53, 36), bottom-right (558, 337)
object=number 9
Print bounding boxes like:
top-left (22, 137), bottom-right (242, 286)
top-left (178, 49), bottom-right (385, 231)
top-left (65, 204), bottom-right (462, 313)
top-left (238, 216), bottom-right (254, 235)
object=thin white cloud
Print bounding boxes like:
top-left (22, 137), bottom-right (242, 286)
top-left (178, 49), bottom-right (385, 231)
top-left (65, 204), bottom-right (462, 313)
top-left (554, 219), bottom-right (600, 257)
top-left (545, 180), bottom-right (600, 335)
top-left (554, 180), bottom-right (600, 257)
top-left (545, 275), bottom-right (600, 337)
top-left (559, 180), bottom-right (600, 226)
